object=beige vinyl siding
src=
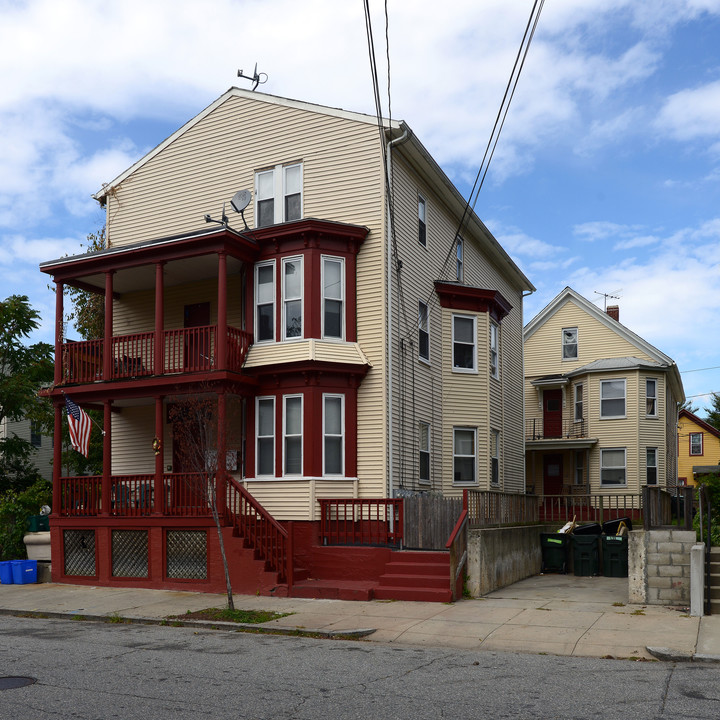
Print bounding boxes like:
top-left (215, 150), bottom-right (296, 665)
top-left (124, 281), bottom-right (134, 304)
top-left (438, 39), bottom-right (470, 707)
top-left (112, 406), bottom-right (164, 475)
top-left (244, 340), bottom-right (369, 368)
top-left (638, 373), bottom-right (667, 487)
top-left (525, 300), bottom-right (656, 380)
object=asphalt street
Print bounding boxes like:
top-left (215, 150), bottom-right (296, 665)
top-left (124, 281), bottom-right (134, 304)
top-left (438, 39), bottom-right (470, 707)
top-left (2, 615), bottom-right (720, 719)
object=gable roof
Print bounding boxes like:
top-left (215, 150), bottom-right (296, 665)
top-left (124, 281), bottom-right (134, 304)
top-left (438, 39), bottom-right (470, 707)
top-left (92, 87), bottom-right (534, 294)
top-left (524, 286), bottom-right (673, 365)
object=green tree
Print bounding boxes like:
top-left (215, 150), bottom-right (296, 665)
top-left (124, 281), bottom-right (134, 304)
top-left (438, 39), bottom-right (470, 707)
top-left (0, 478), bottom-right (52, 560)
top-left (694, 472), bottom-right (720, 547)
top-left (65, 227), bottom-right (106, 340)
top-left (680, 398), bottom-right (699, 415)
top-left (704, 392), bottom-right (720, 433)
top-left (0, 296), bottom-right (53, 494)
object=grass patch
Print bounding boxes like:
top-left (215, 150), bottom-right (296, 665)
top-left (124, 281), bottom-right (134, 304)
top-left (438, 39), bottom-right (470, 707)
top-left (630, 609), bottom-right (646, 616)
top-left (173, 607), bottom-right (291, 624)
top-left (105, 612), bottom-right (129, 624)
top-left (612, 602), bottom-right (625, 607)
top-left (71, 615), bottom-right (86, 621)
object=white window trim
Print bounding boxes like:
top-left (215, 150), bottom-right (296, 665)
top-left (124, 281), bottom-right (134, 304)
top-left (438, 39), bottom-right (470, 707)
top-left (419, 421), bottom-right (431, 485)
top-left (255, 396), bottom-right (275, 478)
top-left (282, 394), bottom-right (303, 477)
top-left (690, 432), bottom-right (703, 456)
top-left (574, 383), bottom-right (584, 423)
top-left (600, 447), bottom-right (627, 487)
top-left (489, 321), bottom-right (499, 380)
top-left (254, 260), bottom-right (275, 344)
top-left (453, 426), bottom-right (477, 485)
top-left (282, 255), bottom-right (303, 342)
top-left (322, 393), bottom-right (345, 477)
top-left (646, 378), bottom-right (658, 418)
top-left (562, 327), bottom-right (578, 361)
top-left (452, 313), bottom-right (477, 374)
top-left (490, 429), bottom-right (500, 485)
top-left (646, 447), bottom-right (658, 485)
top-left (418, 300), bottom-right (430, 364)
top-left (255, 162), bottom-right (303, 227)
top-left (321, 255), bottom-right (345, 341)
top-left (600, 378), bottom-right (627, 419)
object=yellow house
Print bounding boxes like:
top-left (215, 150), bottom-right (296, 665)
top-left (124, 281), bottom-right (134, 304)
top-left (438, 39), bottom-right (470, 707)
top-left (524, 287), bottom-right (684, 503)
top-left (39, 88), bottom-right (534, 599)
top-left (678, 409), bottom-right (720, 486)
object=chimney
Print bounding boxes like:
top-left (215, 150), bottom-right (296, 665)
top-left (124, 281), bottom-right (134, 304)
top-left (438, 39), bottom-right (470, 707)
top-left (606, 305), bottom-right (619, 321)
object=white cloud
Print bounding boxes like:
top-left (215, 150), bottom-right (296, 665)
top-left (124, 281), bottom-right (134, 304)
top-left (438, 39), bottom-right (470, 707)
top-left (656, 80), bottom-right (720, 141)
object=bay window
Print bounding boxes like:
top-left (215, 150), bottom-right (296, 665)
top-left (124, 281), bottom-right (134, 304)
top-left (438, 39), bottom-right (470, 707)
top-left (255, 262), bottom-right (275, 342)
top-left (256, 397), bottom-right (275, 476)
top-left (322, 257), bottom-right (344, 339)
top-left (283, 395), bottom-right (303, 475)
top-left (282, 256), bottom-right (303, 340)
top-left (453, 427), bottom-right (476, 484)
top-left (323, 394), bottom-right (344, 476)
top-left (600, 379), bottom-right (626, 418)
top-left (600, 448), bottom-right (626, 486)
top-left (452, 314), bottom-right (476, 372)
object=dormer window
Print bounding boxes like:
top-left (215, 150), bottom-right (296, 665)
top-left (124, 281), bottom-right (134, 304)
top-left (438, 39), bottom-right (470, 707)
top-left (255, 163), bottom-right (303, 228)
top-left (562, 327), bottom-right (578, 360)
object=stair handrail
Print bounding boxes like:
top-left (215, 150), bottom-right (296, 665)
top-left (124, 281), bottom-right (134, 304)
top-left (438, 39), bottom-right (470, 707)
top-left (445, 490), bottom-right (469, 601)
top-left (699, 484), bottom-right (712, 616)
top-left (226, 477), bottom-right (292, 589)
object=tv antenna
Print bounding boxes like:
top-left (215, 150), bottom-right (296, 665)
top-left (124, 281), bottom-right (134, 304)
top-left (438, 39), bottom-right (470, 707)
top-left (237, 64), bottom-right (268, 91)
top-left (594, 289), bottom-right (622, 311)
top-left (204, 202), bottom-right (229, 228)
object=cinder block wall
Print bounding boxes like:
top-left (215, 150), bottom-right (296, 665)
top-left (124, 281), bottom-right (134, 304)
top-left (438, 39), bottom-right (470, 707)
top-left (628, 529), bottom-right (696, 605)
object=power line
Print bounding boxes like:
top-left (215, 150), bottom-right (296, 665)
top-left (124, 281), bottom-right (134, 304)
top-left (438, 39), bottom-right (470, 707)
top-left (681, 366), bottom-right (720, 374)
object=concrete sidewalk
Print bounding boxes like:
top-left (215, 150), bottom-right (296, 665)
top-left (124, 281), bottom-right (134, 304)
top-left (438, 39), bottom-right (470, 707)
top-left (1, 575), bottom-right (718, 662)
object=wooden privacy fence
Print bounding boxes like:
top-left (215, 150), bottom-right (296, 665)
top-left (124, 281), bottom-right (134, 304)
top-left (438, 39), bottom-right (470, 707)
top-left (466, 490), bottom-right (538, 528)
top-left (642, 486), bottom-right (695, 530)
top-left (402, 494), bottom-right (463, 550)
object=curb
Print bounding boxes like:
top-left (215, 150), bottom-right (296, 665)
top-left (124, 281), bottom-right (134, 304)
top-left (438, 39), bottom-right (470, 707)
top-left (646, 646), bottom-right (720, 664)
top-left (0, 608), bottom-right (376, 640)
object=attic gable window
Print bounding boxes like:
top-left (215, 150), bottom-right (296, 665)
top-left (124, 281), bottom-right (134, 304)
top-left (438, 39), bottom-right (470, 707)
top-left (255, 163), bottom-right (303, 228)
top-left (562, 327), bottom-right (578, 360)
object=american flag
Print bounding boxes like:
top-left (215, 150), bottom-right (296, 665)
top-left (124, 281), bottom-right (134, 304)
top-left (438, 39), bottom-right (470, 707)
top-left (66, 396), bottom-right (91, 457)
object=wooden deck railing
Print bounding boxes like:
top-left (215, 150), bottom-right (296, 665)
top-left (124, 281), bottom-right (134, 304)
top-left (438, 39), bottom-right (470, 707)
top-left (61, 326), bottom-right (252, 383)
top-left (58, 476), bottom-right (102, 516)
top-left (318, 498), bottom-right (403, 547)
top-left (227, 478), bottom-right (291, 586)
top-left (466, 490), bottom-right (539, 528)
top-left (537, 493), bottom-right (643, 524)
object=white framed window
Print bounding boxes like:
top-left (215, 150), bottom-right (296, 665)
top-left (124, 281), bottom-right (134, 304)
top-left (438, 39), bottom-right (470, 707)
top-left (574, 451), bottom-right (584, 485)
top-left (418, 301), bottom-right (429, 362)
top-left (600, 448), bottom-right (627, 486)
top-left (255, 163), bottom-right (303, 228)
top-left (456, 236), bottom-right (464, 281)
top-left (323, 394), bottom-right (344, 476)
top-left (562, 327), bottom-right (578, 360)
top-left (283, 395), bottom-right (303, 476)
top-left (489, 321), bottom-right (499, 380)
top-left (646, 378), bottom-right (658, 417)
top-left (419, 421), bottom-right (430, 484)
top-left (322, 256), bottom-right (344, 340)
top-left (574, 384), bottom-right (584, 423)
top-left (690, 432), bottom-right (703, 456)
top-left (452, 314), bottom-right (476, 372)
top-left (646, 447), bottom-right (658, 485)
top-left (255, 261), bottom-right (275, 343)
top-left (490, 429), bottom-right (500, 485)
top-left (256, 397), bottom-right (275, 477)
top-left (282, 256), bottom-right (303, 340)
top-left (600, 379), bottom-right (626, 418)
top-left (453, 427), bottom-right (476, 484)
top-left (418, 195), bottom-right (427, 248)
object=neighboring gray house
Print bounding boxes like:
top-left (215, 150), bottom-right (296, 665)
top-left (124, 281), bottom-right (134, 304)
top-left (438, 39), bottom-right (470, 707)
top-left (0, 415), bottom-right (53, 483)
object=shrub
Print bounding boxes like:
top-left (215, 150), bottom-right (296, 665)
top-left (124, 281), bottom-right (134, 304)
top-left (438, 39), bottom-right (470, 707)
top-left (694, 473), bottom-right (720, 547)
top-left (0, 479), bottom-right (52, 561)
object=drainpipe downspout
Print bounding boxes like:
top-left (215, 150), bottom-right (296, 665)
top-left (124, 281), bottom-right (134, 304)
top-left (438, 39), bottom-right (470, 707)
top-left (385, 126), bottom-right (410, 501)
top-left (521, 289), bottom-right (534, 493)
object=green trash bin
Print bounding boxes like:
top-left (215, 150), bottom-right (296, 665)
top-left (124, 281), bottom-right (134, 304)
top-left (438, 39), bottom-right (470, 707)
top-left (540, 533), bottom-right (570, 573)
top-left (602, 535), bottom-right (628, 577)
top-left (27, 515), bottom-right (49, 532)
top-left (572, 534), bottom-right (599, 576)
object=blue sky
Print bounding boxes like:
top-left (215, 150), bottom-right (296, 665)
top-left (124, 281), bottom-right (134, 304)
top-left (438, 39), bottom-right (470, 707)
top-left (1, 0), bottom-right (719, 414)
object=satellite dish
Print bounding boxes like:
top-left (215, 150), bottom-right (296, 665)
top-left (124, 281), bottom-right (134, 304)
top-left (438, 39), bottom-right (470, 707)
top-left (231, 190), bottom-right (251, 213)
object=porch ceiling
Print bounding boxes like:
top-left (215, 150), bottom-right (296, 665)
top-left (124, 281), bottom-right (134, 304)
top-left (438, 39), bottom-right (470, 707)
top-left (526, 438), bottom-right (598, 451)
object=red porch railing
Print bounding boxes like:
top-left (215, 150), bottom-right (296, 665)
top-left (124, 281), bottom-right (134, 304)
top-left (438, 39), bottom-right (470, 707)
top-left (227, 478), bottom-right (291, 585)
top-left (109, 474), bottom-right (154, 516)
top-left (318, 498), bottom-right (403, 547)
top-left (61, 326), bottom-right (252, 383)
top-left (162, 473), bottom-right (214, 516)
top-left (58, 476), bottom-right (102, 516)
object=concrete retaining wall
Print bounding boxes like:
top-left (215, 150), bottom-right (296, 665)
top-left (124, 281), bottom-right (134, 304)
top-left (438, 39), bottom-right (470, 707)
top-left (629, 529), bottom-right (696, 605)
top-left (467, 525), bottom-right (549, 596)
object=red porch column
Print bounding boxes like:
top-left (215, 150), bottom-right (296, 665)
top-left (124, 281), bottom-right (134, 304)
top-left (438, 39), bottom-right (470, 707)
top-left (154, 262), bottom-right (165, 375)
top-left (101, 399), bottom-right (112, 516)
top-left (154, 395), bottom-right (164, 515)
top-left (216, 390), bottom-right (227, 520)
top-left (103, 272), bottom-right (114, 380)
top-left (217, 251), bottom-right (227, 371)
top-left (52, 402), bottom-right (62, 514)
top-left (54, 281), bottom-right (63, 386)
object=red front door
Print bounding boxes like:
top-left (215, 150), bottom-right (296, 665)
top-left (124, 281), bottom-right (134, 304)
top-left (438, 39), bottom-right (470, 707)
top-left (543, 389), bottom-right (563, 438)
top-left (543, 454), bottom-right (564, 496)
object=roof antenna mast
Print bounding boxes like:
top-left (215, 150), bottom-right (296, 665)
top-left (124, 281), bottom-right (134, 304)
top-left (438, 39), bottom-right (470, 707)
top-left (594, 289), bottom-right (622, 311)
top-left (237, 63), bottom-right (268, 91)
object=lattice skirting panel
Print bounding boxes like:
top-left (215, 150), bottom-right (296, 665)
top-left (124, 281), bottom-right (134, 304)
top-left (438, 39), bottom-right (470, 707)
top-left (112, 530), bottom-right (149, 578)
top-left (166, 530), bottom-right (207, 579)
top-left (63, 529), bottom-right (97, 576)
